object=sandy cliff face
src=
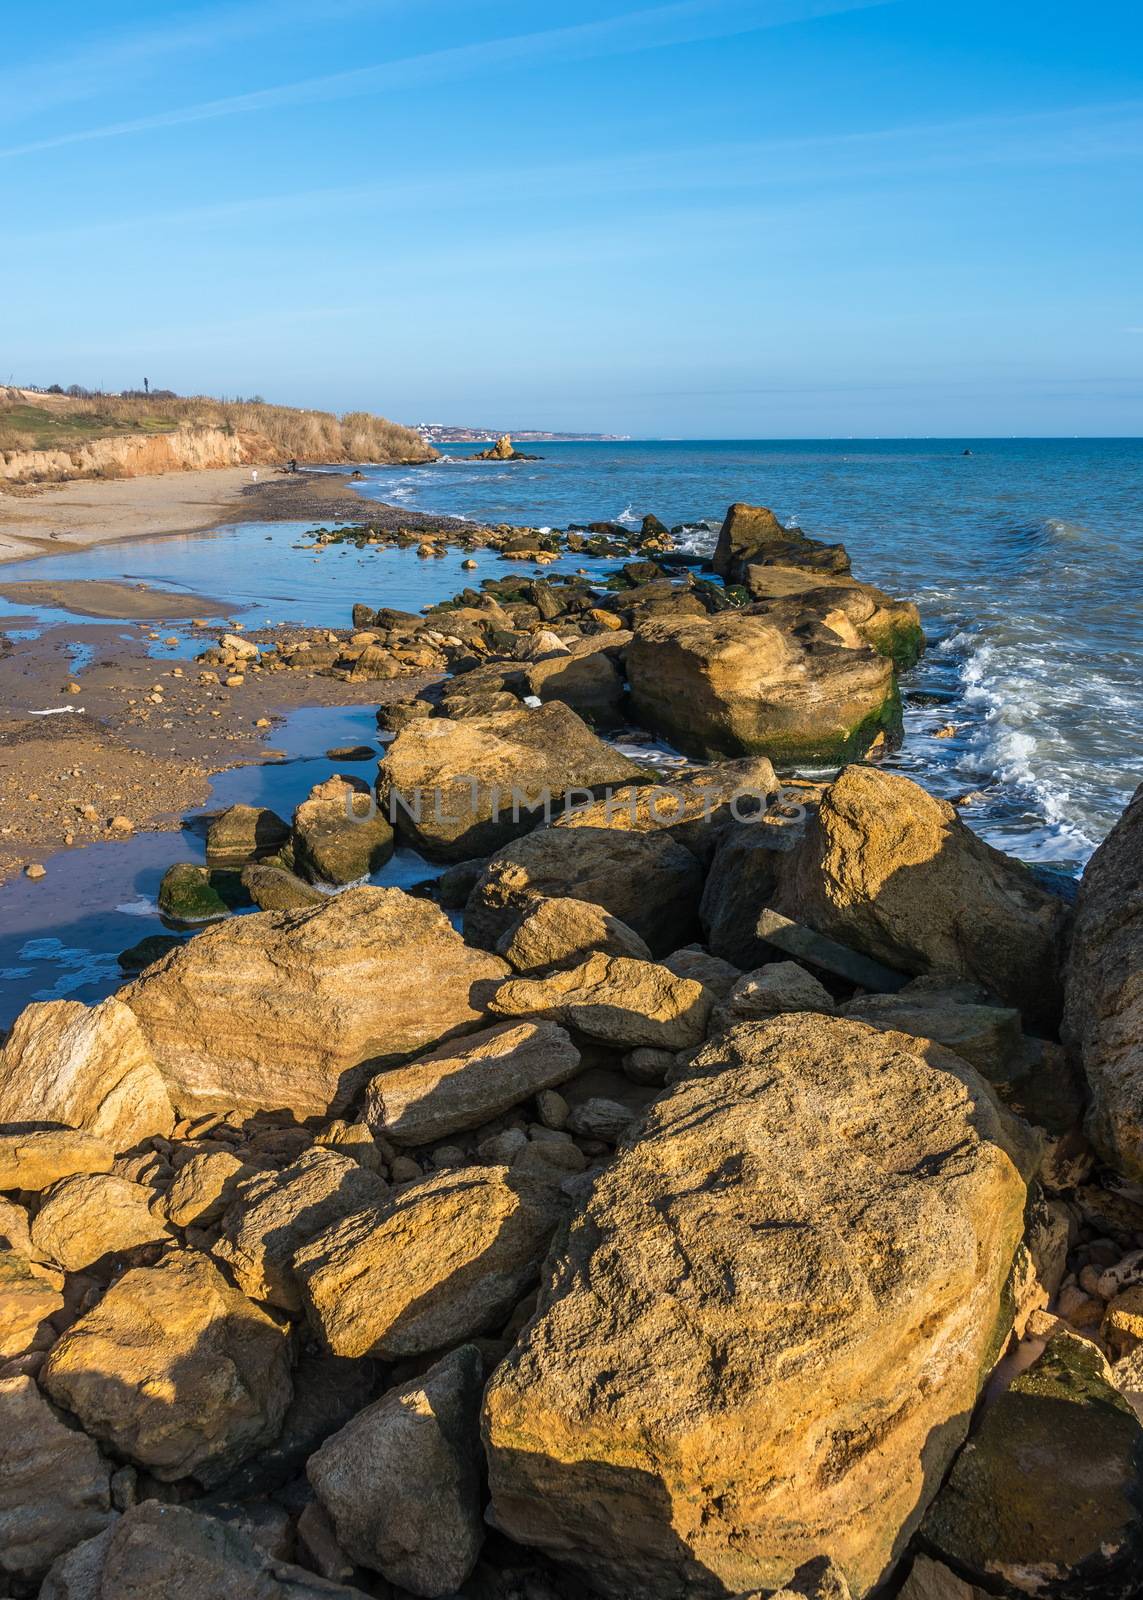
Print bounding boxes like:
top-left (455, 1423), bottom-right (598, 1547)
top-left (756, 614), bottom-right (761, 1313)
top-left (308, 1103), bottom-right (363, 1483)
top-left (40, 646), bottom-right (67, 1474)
top-left (0, 426), bottom-right (281, 483)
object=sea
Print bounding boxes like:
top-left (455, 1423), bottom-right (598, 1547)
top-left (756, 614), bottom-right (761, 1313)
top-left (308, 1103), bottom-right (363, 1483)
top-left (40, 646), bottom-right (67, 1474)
top-left (0, 436), bottom-right (1139, 1023)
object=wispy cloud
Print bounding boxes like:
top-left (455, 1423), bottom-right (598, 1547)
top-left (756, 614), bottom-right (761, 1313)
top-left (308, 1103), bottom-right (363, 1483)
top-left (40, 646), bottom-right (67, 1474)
top-left (0, 0), bottom-right (394, 123)
top-left (6, 96), bottom-right (1140, 250)
top-left (0, 0), bottom-right (892, 160)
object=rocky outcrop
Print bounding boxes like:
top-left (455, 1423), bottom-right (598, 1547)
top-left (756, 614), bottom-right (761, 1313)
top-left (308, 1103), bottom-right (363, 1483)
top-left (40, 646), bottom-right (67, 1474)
top-left (123, 888), bottom-right (508, 1118)
top-left (712, 502), bottom-right (851, 584)
top-left (363, 1021), bottom-right (580, 1147)
top-left (0, 998), bottom-right (174, 1150)
top-left (1062, 781), bottom-right (1143, 1178)
top-left (473, 434), bottom-right (538, 461)
top-left (295, 1166), bottom-right (563, 1360)
top-left (490, 953), bottom-right (713, 1050)
top-left (626, 613), bottom-right (900, 765)
top-left (0, 1375), bottom-right (112, 1585)
top-left (378, 702), bottom-right (641, 861)
top-left (483, 1014), bottom-right (1035, 1599)
top-left (744, 577), bottom-right (925, 671)
top-left (923, 1330), bottom-right (1143, 1599)
top-left (308, 1345), bottom-right (485, 1595)
top-left (464, 825), bottom-right (704, 955)
top-left (212, 1148), bottom-right (390, 1312)
top-left (41, 1250), bottom-right (292, 1485)
top-left (777, 766), bottom-right (1068, 1029)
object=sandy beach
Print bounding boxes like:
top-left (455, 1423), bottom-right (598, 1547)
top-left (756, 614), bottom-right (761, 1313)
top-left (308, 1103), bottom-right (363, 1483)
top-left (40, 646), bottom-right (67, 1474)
top-left (0, 466), bottom-right (461, 565)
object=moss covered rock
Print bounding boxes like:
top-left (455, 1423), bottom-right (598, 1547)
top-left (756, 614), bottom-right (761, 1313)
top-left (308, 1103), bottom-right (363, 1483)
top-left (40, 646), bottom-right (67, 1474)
top-left (922, 1329), bottom-right (1143, 1599)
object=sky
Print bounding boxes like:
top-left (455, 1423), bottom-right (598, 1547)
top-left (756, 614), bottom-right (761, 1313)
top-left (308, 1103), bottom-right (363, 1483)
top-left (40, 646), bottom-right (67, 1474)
top-left (1, 0), bottom-right (1141, 436)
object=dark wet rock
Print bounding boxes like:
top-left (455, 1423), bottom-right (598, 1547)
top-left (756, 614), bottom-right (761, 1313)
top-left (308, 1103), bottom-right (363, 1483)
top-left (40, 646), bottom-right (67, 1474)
top-left (157, 862), bottom-right (245, 924)
top-left (240, 861), bottom-right (327, 912)
top-left (1063, 781), bottom-right (1143, 1179)
top-left (922, 1329), bottom-right (1143, 1600)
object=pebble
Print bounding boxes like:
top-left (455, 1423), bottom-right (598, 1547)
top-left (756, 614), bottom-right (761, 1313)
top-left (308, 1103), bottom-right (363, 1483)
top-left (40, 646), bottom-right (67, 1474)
top-left (24, 862), bottom-right (46, 879)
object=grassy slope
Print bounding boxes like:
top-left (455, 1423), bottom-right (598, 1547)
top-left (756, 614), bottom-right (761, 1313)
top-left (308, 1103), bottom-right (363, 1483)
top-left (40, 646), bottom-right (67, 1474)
top-left (0, 390), bottom-right (434, 464)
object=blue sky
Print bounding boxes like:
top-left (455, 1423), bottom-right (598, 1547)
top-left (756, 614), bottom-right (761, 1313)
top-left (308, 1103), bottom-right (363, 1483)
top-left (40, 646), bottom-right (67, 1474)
top-left (2, 0), bottom-right (1141, 436)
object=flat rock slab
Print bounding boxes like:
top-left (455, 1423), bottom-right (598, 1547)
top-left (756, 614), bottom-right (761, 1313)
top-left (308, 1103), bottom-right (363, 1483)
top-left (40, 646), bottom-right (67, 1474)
top-left (122, 886), bottom-right (508, 1119)
top-left (490, 952), bottom-right (713, 1050)
top-left (213, 1148), bottom-right (390, 1312)
top-left (0, 1129), bottom-right (114, 1192)
top-left (363, 1021), bottom-right (581, 1147)
top-left (295, 1165), bottom-right (564, 1360)
top-left (483, 1013), bottom-right (1036, 1599)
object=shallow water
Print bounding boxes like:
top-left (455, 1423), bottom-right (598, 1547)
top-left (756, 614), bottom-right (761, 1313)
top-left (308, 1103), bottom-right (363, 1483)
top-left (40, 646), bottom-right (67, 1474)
top-left (0, 706), bottom-right (442, 1025)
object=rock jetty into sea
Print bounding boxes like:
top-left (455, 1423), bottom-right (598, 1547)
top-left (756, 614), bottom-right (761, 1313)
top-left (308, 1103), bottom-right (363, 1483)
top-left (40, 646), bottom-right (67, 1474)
top-left (0, 499), bottom-right (1139, 1599)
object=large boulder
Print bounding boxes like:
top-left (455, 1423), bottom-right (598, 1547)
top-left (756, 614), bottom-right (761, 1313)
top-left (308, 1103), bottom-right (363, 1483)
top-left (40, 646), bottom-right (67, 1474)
top-left (41, 1250), bottom-right (292, 1485)
top-left (30, 1173), bottom-right (171, 1271)
top-left (377, 702), bottom-right (642, 861)
top-left (363, 1021), bottom-right (581, 1147)
top-left (922, 1329), bottom-right (1143, 1599)
top-left (295, 1166), bottom-right (563, 1360)
top-left (489, 953), bottom-right (713, 1050)
top-left (212, 1148), bottom-right (390, 1312)
top-left (39, 1501), bottom-right (371, 1600)
top-left (205, 802), bottom-right (290, 865)
top-left (308, 1345), bottom-right (485, 1595)
top-left (123, 888), bottom-right (508, 1119)
top-left (292, 776), bottom-right (394, 885)
top-left (483, 1014), bottom-right (1035, 1599)
top-left (1062, 782), bottom-right (1143, 1178)
top-left (497, 896), bottom-right (652, 970)
top-left (625, 613), bottom-right (899, 765)
top-left (0, 1375), bottom-right (112, 1585)
top-left (776, 766), bottom-right (1068, 1029)
top-left (711, 503), bottom-right (851, 584)
top-left (525, 651), bottom-right (625, 728)
top-left (464, 825), bottom-right (703, 956)
top-left (743, 576), bottom-right (924, 671)
top-left (0, 998), bottom-right (174, 1150)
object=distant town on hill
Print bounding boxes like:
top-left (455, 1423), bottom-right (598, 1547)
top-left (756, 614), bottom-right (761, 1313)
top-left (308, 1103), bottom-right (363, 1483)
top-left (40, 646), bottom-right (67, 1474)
top-left (412, 423), bottom-right (628, 444)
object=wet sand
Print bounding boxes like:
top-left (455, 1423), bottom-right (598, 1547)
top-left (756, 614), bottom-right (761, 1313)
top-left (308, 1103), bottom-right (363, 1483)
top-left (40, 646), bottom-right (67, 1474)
top-left (0, 467), bottom-right (476, 564)
top-left (0, 620), bottom-right (437, 885)
top-left (0, 579), bottom-right (233, 620)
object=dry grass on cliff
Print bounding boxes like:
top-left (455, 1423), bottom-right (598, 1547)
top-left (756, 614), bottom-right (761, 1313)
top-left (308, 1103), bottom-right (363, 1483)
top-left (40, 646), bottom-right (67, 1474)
top-left (0, 389), bottom-right (433, 464)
